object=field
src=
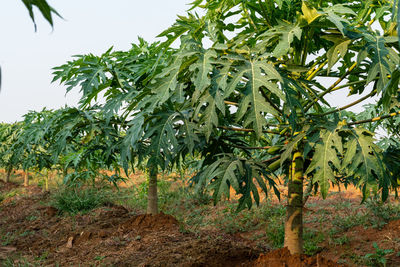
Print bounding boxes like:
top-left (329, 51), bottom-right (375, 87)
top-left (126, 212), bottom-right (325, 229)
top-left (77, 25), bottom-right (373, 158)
top-left (1, 171), bottom-right (399, 267)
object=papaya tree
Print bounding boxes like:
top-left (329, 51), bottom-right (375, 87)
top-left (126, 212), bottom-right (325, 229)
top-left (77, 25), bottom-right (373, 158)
top-left (0, 123), bottom-right (22, 182)
top-left (49, 107), bottom-right (125, 187)
top-left (53, 0), bottom-right (400, 254)
top-left (52, 40), bottom-right (200, 214)
top-left (143, 0), bottom-right (400, 254)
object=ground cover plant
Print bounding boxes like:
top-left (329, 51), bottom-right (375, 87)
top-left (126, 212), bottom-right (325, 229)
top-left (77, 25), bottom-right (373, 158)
top-left (1, 0), bottom-right (400, 266)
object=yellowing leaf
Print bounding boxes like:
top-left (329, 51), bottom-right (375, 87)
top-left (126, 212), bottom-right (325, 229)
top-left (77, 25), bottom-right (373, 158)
top-left (301, 2), bottom-right (321, 24)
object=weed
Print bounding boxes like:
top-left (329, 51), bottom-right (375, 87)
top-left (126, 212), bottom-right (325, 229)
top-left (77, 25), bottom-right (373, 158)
top-left (332, 200), bottom-right (353, 210)
top-left (266, 222), bottom-right (284, 248)
top-left (331, 212), bottom-right (367, 231)
top-left (19, 230), bottom-right (35, 237)
top-left (303, 230), bottom-right (325, 256)
top-left (25, 215), bottom-right (38, 221)
top-left (94, 255), bottom-right (106, 261)
top-left (0, 189), bottom-right (22, 203)
top-left (364, 197), bottom-right (400, 229)
top-left (332, 235), bottom-right (350, 246)
top-left (2, 256), bottom-right (39, 267)
top-left (51, 185), bottom-right (114, 214)
top-left (262, 202), bottom-right (286, 248)
top-left (1, 231), bottom-right (16, 246)
top-left (363, 242), bottom-right (393, 267)
top-left (35, 251), bottom-right (49, 262)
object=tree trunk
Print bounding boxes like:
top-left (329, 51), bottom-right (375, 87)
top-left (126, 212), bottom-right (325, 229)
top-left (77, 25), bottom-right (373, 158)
top-left (284, 149), bottom-right (304, 254)
top-left (5, 168), bottom-right (11, 183)
top-left (45, 170), bottom-right (49, 192)
top-left (146, 167), bottom-right (158, 215)
top-left (24, 171), bottom-right (29, 187)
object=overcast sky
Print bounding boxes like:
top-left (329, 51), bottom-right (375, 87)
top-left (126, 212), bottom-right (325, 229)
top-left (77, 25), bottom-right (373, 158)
top-left (0, 0), bottom-right (189, 123)
top-left (0, 0), bottom-right (376, 123)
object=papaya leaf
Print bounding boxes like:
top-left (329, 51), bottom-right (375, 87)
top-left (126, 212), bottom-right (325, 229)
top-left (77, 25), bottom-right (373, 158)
top-left (306, 128), bottom-right (342, 198)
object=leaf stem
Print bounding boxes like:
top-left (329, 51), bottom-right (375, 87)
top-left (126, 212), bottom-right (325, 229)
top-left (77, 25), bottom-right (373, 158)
top-left (262, 155), bottom-right (280, 164)
top-left (218, 126), bottom-right (282, 134)
top-left (317, 89), bottom-right (376, 117)
top-left (347, 111), bottom-right (400, 126)
top-left (230, 144), bottom-right (272, 150)
top-left (304, 62), bottom-right (357, 112)
top-left (260, 88), bottom-right (283, 115)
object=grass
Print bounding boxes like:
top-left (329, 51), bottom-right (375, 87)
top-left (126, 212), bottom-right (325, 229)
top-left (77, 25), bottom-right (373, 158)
top-left (51, 185), bottom-right (115, 214)
top-left (1, 231), bottom-right (16, 246)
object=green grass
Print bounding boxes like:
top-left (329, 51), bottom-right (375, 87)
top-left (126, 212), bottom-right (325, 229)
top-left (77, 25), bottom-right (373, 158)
top-left (1, 231), bottom-right (16, 246)
top-left (51, 185), bottom-right (115, 214)
top-left (303, 229), bottom-right (325, 255)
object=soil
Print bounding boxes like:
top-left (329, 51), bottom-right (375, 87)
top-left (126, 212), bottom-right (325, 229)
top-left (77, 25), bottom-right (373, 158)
top-left (253, 248), bottom-right (346, 267)
top-left (0, 181), bottom-right (261, 266)
top-left (1, 180), bottom-right (398, 266)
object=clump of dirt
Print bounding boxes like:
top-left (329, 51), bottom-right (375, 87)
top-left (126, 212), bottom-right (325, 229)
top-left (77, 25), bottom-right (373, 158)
top-left (253, 247), bottom-right (346, 267)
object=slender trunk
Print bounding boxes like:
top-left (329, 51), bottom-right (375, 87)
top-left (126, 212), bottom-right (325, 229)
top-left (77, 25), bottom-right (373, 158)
top-left (5, 168), bottom-right (11, 183)
top-left (45, 170), bottom-right (49, 192)
top-left (284, 149), bottom-right (304, 254)
top-left (146, 167), bottom-right (158, 215)
top-left (24, 171), bottom-right (29, 187)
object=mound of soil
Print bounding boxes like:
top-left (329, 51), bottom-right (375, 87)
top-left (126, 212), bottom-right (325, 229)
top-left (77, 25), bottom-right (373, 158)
top-left (0, 186), bottom-right (262, 266)
top-left (119, 212), bottom-right (179, 232)
top-left (253, 247), bottom-right (346, 267)
top-left (0, 180), bottom-right (19, 193)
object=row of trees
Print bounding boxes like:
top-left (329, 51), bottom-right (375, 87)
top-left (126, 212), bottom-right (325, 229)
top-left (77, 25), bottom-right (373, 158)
top-left (2, 0), bottom-right (400, 256)
top-left (0, 107), bottom-right (124, 187)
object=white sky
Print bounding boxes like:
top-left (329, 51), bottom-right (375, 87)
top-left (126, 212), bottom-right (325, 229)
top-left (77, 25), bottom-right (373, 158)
top-left (0, 0), bottom-right (376, 123)
top-left (0, 0), bottom-right (189, 123)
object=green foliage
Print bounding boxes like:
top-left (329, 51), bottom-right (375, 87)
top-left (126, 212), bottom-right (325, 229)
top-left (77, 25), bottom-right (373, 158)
top-left (51, 185), bottom-right (114, 214)
top-left (51, 0), bottom-right (400, 213)
top-left (303, 230), bottom-right (325, 256)
top-left (363, 243), bottom-right (394, 267)
top-left (20, 0), bottom-right (61, 30)
top-left (364, 196), bottom-right (400, 229)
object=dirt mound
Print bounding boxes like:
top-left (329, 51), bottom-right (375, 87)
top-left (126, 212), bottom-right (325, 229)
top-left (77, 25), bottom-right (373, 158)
top-left (0, 180), bottom-right (19, 192)
top-left (253, 247), bottom-right (346, 267)
top-left (120, 212), bottom-right (179, 232)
